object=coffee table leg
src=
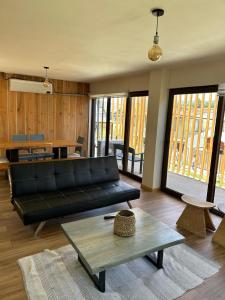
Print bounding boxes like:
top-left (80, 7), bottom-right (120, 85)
top-left (145, 249), bottom-right (164, 269)
top-left (78, 255), bottom-right (105, 292)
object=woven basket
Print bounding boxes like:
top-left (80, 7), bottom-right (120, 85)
top-left (114, 210), bottom-right (136, 237)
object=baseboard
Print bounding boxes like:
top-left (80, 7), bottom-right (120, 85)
top-left (141, 184), bottom-right (161, 192)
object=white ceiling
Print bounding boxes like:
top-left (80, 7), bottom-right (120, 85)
top-left (1, 0), bottom-right (225, 82)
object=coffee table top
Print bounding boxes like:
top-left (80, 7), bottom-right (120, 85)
top-left (61, 208), bottom-right (185, 274)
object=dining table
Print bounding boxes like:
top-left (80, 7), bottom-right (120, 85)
top-left (0, 140), bottom-right (83, 162)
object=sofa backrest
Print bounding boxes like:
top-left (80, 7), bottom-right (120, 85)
top-left (9, 156), bottom-right (119, 197)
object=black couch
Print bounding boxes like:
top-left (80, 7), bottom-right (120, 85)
top-left (9, 156), bottom-right (140, 233)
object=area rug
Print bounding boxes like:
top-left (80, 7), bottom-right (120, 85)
top-left (18, 244), bottom-right (220, 300)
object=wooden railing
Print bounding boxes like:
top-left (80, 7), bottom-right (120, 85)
top-left (95, 97), bottom-right (107, 143)
top-left (110, 96), bottom-right (127, 142)
top-left (129, 96), bottom-right (148, 154)
top-left (168, 92), bottom-right (225, 188)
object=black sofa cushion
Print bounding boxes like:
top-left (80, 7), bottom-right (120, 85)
top-left (9, 157), bottom-right (140, 225)
top-left (10, 156), bottom-right (119, 197)
top-left (13, 180), bottom-right (140, 224)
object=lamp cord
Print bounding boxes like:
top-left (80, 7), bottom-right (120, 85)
top-left (156, 14), bottom-right (159, 35)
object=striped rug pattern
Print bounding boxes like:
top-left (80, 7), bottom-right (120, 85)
top-left (18, 244), bottom-right (220, 300)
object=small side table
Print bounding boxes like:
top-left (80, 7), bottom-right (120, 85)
top-left (177, 195), bottom-right (216, 238)
top-left (212, 203), bottom-right (225, 248)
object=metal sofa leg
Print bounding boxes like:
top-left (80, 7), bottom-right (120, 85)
top-left (34, 221), bottom-right (47, 237)
top-left (127, 201), bottom-right (133, 209)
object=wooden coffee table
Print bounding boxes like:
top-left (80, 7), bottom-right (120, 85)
top-left (61, 208), bottom-right (185, 293)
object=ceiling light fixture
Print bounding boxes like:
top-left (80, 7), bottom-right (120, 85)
top-left (43, 66), bottom-right (51, 87)
top-left (148, 8), bottom-right (164, 62)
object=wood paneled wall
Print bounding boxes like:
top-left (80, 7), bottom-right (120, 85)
top-left (0, 75), bottom-right (90, 156)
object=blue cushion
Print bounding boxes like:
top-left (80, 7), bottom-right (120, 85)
top-left (12, 135), bottom-right (28, 141)
top-left (30, 134), bottom-right (45, 141)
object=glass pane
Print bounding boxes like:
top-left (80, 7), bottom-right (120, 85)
top-left (109, 96), bottom-right (126, 170)
top-left (128, 96), bottom-right (148, 177)
top-left (166, 92), bottom-right (218, 200)
top-left (214, 114), bottom-right (225, 210)
top-left (93, 97), bottom-right (108, 157)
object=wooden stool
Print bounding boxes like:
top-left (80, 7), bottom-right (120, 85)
top-left (212, 203), bottom-right (225, 247)
top-left (177, 195), bottom-right (215, 238)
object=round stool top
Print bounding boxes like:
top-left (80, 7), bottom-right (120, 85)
top-left (181, 195), bottom-right (215, 208)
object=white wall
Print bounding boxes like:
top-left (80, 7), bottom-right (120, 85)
top-left (90, 71), bottom-right (149, 95)
top-left (169, 59), bottom-right (225, 88)
top-left (142, 69), bottom-right (169, 189)
top-left (90, 58), bottom-right (225, 190)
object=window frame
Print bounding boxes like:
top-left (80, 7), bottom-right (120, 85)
top-left (90, 90), bottom-right (149, 182)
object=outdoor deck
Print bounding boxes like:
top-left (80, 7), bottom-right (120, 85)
top-left (117, 159), bottom-right (143, 177)
top-left (167, 171), bottom-right (225, 205)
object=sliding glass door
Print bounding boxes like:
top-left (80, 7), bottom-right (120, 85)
top-left (214, 113), bottom-right (225, 210)
top-left (127, 94), bottom-right (148, 176)
top-left (166, 90), bottom-right (218, 199)
top-left (90, 91), bottom-right (149, 180)
top-left (109, 96), bottom-right (126, 170)
top-left (162, 85), bottom-right (225, 214)
top-left (91, 97), bottom-right (108, 157)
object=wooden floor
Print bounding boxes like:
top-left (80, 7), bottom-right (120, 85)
top-left (1, 173), bottom-right (225, 300)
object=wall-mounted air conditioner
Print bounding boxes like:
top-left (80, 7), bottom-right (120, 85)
top-left (9, 79), bottom-right (53, 94)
